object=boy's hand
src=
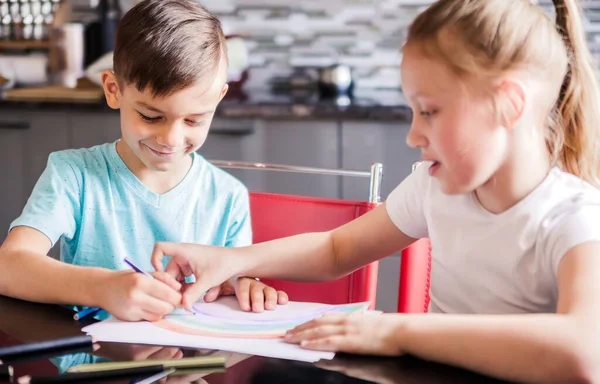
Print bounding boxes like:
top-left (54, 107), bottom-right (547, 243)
top-left (204, 278), bottom-right (289, 312)
top-left (100, 270), bottom-right (182, 322)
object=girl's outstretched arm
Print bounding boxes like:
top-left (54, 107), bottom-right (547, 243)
top-left (286, 241), bottom-right (600, 383)
top-left (152, 203), bottom-right (417, 306)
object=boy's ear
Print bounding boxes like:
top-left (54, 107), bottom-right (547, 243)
top-left (101, 70), bottom-right (122, 109)
top-left (218, 83), bottom-right (229, 102)
top-left (497, 80), bottom-right (526, 130)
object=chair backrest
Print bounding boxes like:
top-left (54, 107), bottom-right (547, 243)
top-left (397, 161), bottom-right (432, 313)
top-left (210, 160), bottom-right (383, 309)
top-left (398, 238), bottom-right (431, 313)
top-left (250, 192), bottom-right (379, 307)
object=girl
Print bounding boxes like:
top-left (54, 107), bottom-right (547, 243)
top-left (151, 0), bottom-right (600, 382)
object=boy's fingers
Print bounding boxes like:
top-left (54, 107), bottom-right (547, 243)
top-left (152, 272), bottom-right (182, 291)
top-left (264, 287), bottom-right (278, 310)
top-left (235, 279), bottom-right (251, 312)
top-left (277, 290), bottom-right (289, 304)
top-left (149, 280), bottom-right (182, 307)
top-left (251, 284), bottom-right (265, 313)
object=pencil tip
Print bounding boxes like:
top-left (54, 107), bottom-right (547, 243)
top-left (17, 375), bottom-right (30, 384)
top-left (7, 366), bottom-right (13, 377)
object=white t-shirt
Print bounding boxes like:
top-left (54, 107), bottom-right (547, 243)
top-left (386, 162), bottom-right (600, 314)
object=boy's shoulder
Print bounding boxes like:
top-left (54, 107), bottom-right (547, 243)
top-left (191, 152), bottom-right (249, 196)
top-left (47, 142), bottom-right (113, 172)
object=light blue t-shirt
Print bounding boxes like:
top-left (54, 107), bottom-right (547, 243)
top-left (11, 141), bottom-right (252, 372)
top-left (10, 141), bottom-right (252, 272)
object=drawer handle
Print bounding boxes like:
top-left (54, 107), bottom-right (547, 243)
top-left (0, 121), bottom-right (29, 130)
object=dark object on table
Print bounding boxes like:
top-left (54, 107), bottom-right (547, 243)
top-left (0, 335), bottom-right (94, 363)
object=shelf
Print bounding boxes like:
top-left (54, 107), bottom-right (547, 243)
top-left (0, 40), bottom-right (51, 49)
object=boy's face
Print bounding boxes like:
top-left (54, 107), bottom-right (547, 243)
top-left (101, 57), bottom-right (229, 174)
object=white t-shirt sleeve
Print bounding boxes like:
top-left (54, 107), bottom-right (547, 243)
top-left (542, 204), bottom-right (600, 277)
top-left (385, 162), bottom-right (430, 239)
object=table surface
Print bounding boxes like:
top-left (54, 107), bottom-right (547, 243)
top-left (0, 295), bottom-right (510, 384)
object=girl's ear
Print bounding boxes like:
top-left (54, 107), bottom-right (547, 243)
top-left (496, 80), bottom-right (527, 130)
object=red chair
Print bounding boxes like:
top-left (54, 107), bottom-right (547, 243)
top-left (397, 161), bottom-right (432, 313)
top-left (211, 160), bottom-right (383, 309)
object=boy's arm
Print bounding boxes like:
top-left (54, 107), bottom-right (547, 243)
top-left (0, 226), bottom-right (111, 306)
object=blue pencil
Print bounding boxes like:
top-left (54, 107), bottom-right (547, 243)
top-left (73, 307), bottom-right (105, 321)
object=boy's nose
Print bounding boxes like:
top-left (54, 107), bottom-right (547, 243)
top-left (156, 124), bottom-right (185, 148)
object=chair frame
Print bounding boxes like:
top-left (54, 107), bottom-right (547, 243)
top-left (209, 160), bottom-right (384, 203)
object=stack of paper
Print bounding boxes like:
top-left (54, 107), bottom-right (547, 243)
top-left (82, 297), bottom-right (370, 363)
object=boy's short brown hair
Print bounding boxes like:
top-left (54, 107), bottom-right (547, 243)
top-left (113, 0), bottom-right (227, 97)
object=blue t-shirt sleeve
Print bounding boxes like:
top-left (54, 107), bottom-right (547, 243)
top-left (9, 152), bottom-right (81, 247)
top-left (225, 186), bottom-right (252, 247)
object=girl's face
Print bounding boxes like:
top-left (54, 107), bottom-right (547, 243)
top-left (400, 43), bottom-right (510, 195)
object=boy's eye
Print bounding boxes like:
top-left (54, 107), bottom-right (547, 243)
top-left (138, 112), bottom-right (161, 123)
top-left (185, 120), bottom-right (205, 127)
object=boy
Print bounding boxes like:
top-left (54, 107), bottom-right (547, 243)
top-left (0, 0), bottom-right (287, 322)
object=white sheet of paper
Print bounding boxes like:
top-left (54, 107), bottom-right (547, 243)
top-left (82, 299), bottom-right (374, 362)
top-left (83, 318), bottom-right (334, 362)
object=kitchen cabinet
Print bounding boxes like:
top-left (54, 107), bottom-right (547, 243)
top-left (340, 121), bottom-right (420, 313)
top-left (0, 110), bottom-right (71, 258)
top-left (68, 111), bottom-right (121, 149)
top-left (0, 111), bottom-right (28, 245)
top-left (246, 120), bottom-right (340, 199)
top-left (340, 121), bottom-right (419, 201)
top-left (204, 119), bottom-right (340, 199)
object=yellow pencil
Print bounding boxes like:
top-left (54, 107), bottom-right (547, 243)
top-left (66, 355), bottom-right (226, 373)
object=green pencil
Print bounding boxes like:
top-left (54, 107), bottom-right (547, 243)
top-left (66, 355), bottom-right (226, 373)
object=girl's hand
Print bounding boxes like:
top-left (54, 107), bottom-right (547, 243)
top-left (284, 313), bottom-right (405, 356)
top-left (204, 277), bottom-right (289, 312)
top-left (151, 242), bottom-right (242, 310)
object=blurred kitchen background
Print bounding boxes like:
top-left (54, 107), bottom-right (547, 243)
top-left (1, 0), bottom-right (599, 311)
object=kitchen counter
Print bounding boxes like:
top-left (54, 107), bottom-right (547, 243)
top-left (0, 86), bottom-right (413, 122)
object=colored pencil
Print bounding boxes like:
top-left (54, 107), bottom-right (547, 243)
top-left (123, 257), bottom-right (155, 279)
top-left (73, 306), bottom-right (102, 321)
top-left (66, 355), bottom-right (226, 373)
top-left (17, 365), bottom-right (165, 383)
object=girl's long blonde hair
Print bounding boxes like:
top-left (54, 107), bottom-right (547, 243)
top-left (407, 0), bottom-right (600, 187)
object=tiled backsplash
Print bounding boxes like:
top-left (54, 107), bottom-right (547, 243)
top-left (196, 0), bottom-right (600, 91)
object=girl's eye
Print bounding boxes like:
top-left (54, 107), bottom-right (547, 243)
top-left (138, 112), bottom-right (161, 123)
top-left (420, 110), bottom-right (437, 117)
